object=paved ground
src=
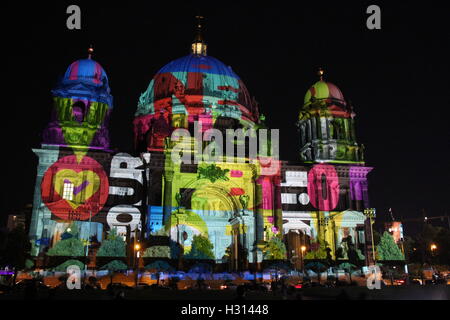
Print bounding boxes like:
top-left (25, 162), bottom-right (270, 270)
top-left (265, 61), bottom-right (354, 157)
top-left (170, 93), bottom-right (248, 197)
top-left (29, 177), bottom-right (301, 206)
top-left (0, 285), bottom-right (449, 300)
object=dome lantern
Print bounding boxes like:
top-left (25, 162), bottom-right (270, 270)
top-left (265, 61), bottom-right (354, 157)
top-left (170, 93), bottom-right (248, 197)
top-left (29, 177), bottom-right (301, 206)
top-left (317, 67), bottom-right (324, 81)
top-left (191, 15), bottom-right (207, 56)
top-left (87, 44), bottom-right (94, 59)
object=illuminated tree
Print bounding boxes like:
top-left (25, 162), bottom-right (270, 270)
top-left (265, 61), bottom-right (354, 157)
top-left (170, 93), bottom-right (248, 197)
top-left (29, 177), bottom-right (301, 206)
top-left (54, 259), bottom-right (84, 272)
top-left (96, 228), bottom-right (126, 257)
top-left (184, 234), bottom-right (214, 260)
top-left (376, 231), bottom-right (404, 261)
top-left (304, 241), bottom-right (328, 260)
top-left (263, 237), bottom-right (287, 260)
top-left (101, 260), bottom-right (128, 285)
top-left (47, 224), bottom-right (84, 256)
top-left (47, 238), bottom-right (85, 256)
top-left (143, 245), bottom-right (171, 258)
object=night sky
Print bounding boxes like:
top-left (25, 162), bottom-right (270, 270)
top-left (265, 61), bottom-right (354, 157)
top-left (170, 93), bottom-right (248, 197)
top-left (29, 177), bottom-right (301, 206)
top-left (3, 1), bottom-right (449, 234)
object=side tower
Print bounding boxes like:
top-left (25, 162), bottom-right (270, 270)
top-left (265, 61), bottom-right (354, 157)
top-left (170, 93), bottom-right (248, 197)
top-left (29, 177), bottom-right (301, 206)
top-left (298, 68), bottom-right (363, 164)
top-left (281, 69), bottom-right (375, 268)
top-left (29, 48), bottom-right (114, 256)
top-left (43, 46), bottom-right (113, 153)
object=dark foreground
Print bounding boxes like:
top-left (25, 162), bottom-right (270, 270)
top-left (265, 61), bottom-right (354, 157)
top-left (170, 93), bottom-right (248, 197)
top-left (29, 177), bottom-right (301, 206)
top-left (0, 285), bottom-right (449, 300)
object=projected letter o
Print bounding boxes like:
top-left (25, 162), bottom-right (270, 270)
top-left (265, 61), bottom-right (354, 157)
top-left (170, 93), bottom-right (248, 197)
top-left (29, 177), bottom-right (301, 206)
top-left (106, 205), bottom-right (141, 232)
top-left (298, 193), bottom-right (310, 205)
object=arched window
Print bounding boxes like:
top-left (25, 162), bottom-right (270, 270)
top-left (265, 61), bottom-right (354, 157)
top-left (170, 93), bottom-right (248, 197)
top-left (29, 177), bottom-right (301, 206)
top-left (71, 101), bottom-right (86, 122)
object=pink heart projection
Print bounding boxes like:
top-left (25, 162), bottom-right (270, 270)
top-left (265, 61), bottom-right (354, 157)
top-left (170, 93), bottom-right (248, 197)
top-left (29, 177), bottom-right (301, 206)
top-left (41, 155), bottom-right (109, 220)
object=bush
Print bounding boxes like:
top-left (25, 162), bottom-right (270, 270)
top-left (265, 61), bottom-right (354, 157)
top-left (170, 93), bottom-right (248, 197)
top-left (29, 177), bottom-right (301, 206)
top-left (377, 232), bottom-right (405, 261)
top-left (143, 246), bottom-right (171, 258)
top-left (47, 238), bottom-right (85, 256)
top-left (54, 259), bottom-right (85, 272)
top-left (304, 241), bottom-right (328, 260)
top-left (96, 228), bottom-right (126, 257)
top-left (184, 235), bottom-right (215, 260)
top-left (263, 237), bottom-right (287, 260)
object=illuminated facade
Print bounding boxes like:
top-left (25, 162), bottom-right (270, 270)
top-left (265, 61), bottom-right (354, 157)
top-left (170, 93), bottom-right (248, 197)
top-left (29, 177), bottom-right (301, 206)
top-left (29, 22), bottom-right (375, 269)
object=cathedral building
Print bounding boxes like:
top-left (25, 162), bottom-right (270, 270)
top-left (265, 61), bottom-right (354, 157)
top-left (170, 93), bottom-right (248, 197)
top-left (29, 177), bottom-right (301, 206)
top-left (29, 20), bottom-right (375, 270)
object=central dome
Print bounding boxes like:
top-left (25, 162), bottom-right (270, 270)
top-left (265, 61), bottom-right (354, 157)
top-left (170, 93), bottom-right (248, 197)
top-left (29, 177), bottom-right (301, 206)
top-left (158, 54), bottom-right (240, 82)
top-left (134, 53), bottom-right (260, 151)
top-left (135, 54), bottom-right (258, 123)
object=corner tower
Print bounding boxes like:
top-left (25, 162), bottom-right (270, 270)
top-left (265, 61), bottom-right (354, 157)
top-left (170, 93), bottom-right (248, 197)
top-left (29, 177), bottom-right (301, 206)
top-left (297, 68), bottom-right (364, 164)
top-left (43, 46), bottom-right (113, 154)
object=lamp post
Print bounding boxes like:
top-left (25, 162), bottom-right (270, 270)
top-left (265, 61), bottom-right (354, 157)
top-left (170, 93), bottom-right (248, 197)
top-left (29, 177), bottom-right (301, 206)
top-left (364, 208), bottom-right (377, 265)
top-left (430, 243), bottom-right (437, 264)
top-left (300, 245), bottom-right (306, 279)
top-left (84, 209), bottom-right (92, 286)
top-left (430, 244), bottom-right (437, 252)
top-left (134, 243), bottom-right (141, 287)
top-left (430, 244), bottom-right (438, 280)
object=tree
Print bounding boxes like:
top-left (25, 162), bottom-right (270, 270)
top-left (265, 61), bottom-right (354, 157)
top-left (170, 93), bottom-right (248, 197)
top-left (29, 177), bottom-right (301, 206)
top-left (25, 259), bottom-right (35, 270)
top-left (47, 238), bottom-right (85, 256)
top-left (263, 237), bottom-right (287, 260)
top-left (101, 260), bottom-right (128, 285)
top-left (0, 225), bottom-right (31, 285)
top-left (143, 245), bottom-right (171, 258)
top-left (184, 234), bottom-right (215, 260)
top-left (376, 232), bottom-right (404, 261)
top-left (47, 223), bottom-right (85, 256)
top-left (304, 241), bottom-right (328, 260)
top-left (96, 228), bottom-right (126, 257)
top-left (197, 164), bottom-right (229, 183)
top-left (54, 259), bottom-right (84, 272)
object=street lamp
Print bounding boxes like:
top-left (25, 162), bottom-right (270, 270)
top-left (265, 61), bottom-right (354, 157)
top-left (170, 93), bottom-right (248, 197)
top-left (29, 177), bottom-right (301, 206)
top-left (300, 246), bottom-right (306, 279)
top-left (430, 244), bottom-right (438, 279)
top-left (134, 243), bottom-right (141, 287)
top-left (84, 209), bottom-right (92, 286)
top-left (364, 208), bottom-right (377, 265)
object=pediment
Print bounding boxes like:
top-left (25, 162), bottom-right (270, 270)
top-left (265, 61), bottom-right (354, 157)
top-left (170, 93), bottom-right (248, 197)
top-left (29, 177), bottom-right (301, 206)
top-left (332, 210), bottom-right (366, 222)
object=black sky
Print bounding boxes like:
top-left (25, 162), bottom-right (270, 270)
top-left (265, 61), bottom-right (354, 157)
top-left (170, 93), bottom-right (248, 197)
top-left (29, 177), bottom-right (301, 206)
top-left (2, 1), bottom-right (449, 233)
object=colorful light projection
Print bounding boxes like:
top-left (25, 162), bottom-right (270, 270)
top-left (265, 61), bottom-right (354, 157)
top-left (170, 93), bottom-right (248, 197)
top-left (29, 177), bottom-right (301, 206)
top-left (298, 76), bottom-right (365, 164)
top-left (43, 58), bottom-right (113, 161)
top-left (134, 54), bottom-right (259, 151)
top-left (307, 164), bottom-right (340, 211)
top-left (41, 155), bottom-right (109, 221)
top-left (52, 97), bottom-right (110, 161)
top-left (40, 152), bottom-right (144, 233)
